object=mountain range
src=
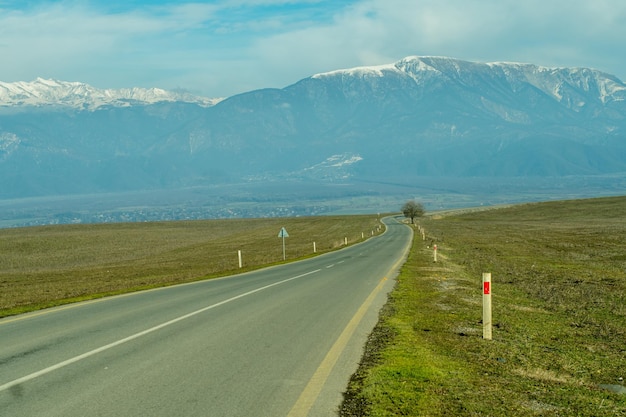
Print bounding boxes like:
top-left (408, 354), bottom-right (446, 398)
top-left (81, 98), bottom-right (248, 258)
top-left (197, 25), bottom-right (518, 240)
top-left (1, 56), bottom-right (625, 223)
top-left (0, 77), bottom-right (221, 109)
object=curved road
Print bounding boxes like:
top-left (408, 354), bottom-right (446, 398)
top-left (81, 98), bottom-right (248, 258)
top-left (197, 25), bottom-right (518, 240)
top-left (0, 217), bottom-right (412, 416)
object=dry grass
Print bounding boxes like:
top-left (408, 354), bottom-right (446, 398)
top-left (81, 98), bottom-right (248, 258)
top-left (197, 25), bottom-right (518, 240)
top-left (0, 215), bottom-right (383, 317)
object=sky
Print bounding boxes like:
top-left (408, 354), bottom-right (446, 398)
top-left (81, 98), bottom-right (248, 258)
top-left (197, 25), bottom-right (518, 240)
top-left (1, 0), bottom-right (625, 98)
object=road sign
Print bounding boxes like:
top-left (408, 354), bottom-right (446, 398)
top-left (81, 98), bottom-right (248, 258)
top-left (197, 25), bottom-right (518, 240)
top-left (278, 227), bottom-right (289, 260)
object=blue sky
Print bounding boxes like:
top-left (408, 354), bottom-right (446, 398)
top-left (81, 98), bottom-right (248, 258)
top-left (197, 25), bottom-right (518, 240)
top-left (1, 0), bottom-right (625, 97)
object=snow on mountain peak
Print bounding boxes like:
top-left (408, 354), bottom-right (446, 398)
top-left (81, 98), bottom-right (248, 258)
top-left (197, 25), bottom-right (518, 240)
top-left (0, 78), bottom-right (223, 110)
top-left (311, 63), bottom-right (397, 79)
top-left (311, 56), bottom-right (626, 107)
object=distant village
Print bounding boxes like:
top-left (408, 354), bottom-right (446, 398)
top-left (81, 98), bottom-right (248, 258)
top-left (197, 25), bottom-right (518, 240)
top-left (11, 204), bottom-right (337, 228)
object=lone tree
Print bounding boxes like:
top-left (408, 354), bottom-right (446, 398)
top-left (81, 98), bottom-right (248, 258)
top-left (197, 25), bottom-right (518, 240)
top-left (401, 200), bottom-right (425, 224)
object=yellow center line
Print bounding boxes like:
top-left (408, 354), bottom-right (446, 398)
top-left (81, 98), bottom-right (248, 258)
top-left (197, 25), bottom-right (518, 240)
top-left (288, 223), bottom-right (412, 417)
top-left (287, 276), bottom-right (389, 417)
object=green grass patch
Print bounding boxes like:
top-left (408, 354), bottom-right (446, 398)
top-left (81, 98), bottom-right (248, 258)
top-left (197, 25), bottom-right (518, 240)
top-left (341, 196), bottom-right (626, 416)
top-left (0, 215), bottom-right (383, 318)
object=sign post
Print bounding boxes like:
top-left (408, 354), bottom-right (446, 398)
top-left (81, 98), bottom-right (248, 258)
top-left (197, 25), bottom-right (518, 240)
top-left (483, 272), bottom-right (492, 340)
top-left (278, 227), bottom-right (289, 260)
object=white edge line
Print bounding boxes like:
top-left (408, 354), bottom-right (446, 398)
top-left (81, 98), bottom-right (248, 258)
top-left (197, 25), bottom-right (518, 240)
top-left (0, 269), bottom-right (321, 393)
top-left (2, 217), bottom-right (393, 326)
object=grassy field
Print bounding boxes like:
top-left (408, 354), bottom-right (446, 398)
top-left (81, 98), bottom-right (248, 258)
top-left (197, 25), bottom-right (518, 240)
top-left (0, 215), bottom-right (382, 318)
top-left (341, 196), bottom-right (626, 416)
top-left (4, 198), bottom-right (626, 415)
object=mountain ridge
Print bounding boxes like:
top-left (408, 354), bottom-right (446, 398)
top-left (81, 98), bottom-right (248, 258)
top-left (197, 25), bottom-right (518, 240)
top-left (0, 55), bottom-right (625, 206)
top-left (3, 56), bottom-right (625, 111)
top-left (312, 56), bottom-right (626, 112)
top-left (0, 77), bottom-right (222, 110)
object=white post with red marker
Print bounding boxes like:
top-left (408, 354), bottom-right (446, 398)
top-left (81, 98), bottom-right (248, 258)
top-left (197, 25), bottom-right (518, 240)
top-left (483, 272), bottom-right (492, 340)
top-left (433, 244), bottom-right (438, 262)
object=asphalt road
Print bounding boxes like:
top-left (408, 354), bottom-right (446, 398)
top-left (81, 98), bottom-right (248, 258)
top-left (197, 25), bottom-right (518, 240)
top-left (0, 216), bottom-right (412, 417)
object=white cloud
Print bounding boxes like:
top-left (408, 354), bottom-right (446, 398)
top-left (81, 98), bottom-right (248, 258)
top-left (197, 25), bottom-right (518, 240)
top-left (0, 0), bottom-right (625, 97)
top-left (250, 0), bottom-right (626, 85)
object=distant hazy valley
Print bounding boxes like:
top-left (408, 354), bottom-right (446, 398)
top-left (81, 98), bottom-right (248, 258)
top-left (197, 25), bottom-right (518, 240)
top-left (1, 56), bottom-right (625, 227)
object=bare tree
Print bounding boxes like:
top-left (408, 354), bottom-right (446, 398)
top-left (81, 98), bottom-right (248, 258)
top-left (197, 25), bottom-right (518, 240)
top-left (401, 200), bottom-right (425, 224)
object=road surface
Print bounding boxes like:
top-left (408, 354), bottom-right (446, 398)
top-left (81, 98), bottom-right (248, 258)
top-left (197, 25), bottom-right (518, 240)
top-left (0, 217), bottom-right (412, 416)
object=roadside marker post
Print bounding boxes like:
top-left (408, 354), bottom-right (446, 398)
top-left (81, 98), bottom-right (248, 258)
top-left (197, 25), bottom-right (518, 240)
top-left (238, 250), bottom-right (242, 268)
top-left (278, 227), bottom-right (289, 260)
top-left (313, 241), bottom-right (316, 253)
top-left (433, 244), bottom-right (438, 262)
top-left (483, 273), bottom-right (492, 340)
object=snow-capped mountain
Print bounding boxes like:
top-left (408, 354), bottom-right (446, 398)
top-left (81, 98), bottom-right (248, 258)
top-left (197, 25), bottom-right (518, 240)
top-left (0, 78), bottom-right (221, 109)
top-left (311, 56), bottom-right (626, 116)
top-left (314, 55), bottom-right (626, 99)
top-left (0, 56), bottom-right (625, 202)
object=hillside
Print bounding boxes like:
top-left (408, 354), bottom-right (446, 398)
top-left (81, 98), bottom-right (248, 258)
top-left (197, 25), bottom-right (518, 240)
top-left (342, 196), bottom-right (626, 416)
top-left (1, 56), bottom-right (625, 223)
